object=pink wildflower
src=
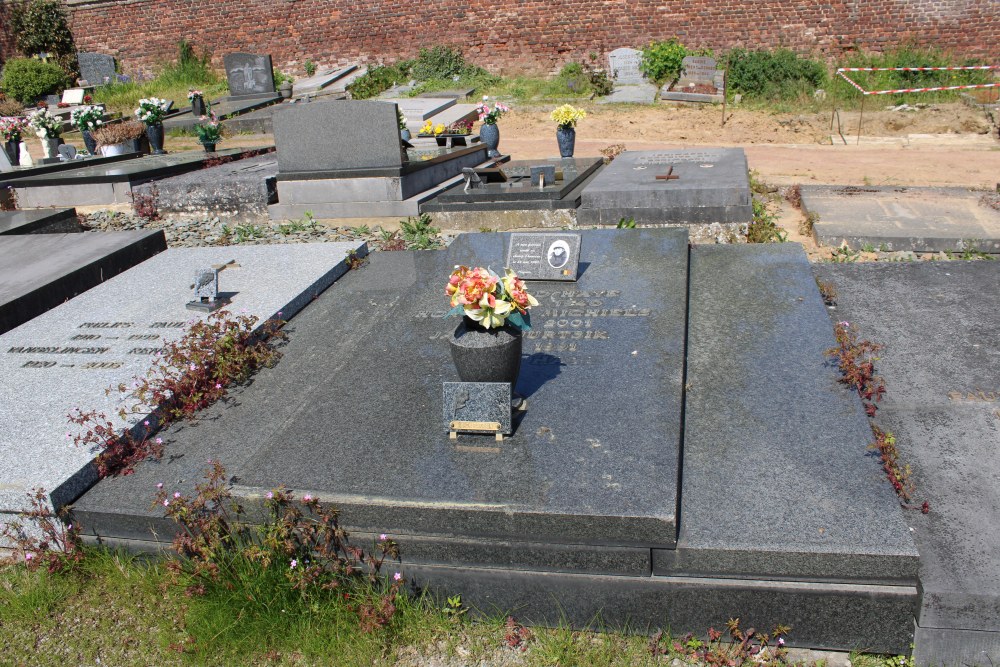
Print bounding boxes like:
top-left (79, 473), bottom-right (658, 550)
top-left (393, 572), bottom-right (402, 581)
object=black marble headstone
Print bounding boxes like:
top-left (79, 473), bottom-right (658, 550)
top-left (223, 53), bottom-right (276, 96)
top-left (77, 52), bottom-right (116, 87)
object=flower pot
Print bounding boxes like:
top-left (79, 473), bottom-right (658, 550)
top-left (448, 317), bottom-right (523, 386)
top-left (400, 128), bottom-right (411, 141)
top-left (81, 130), bottom-right (97, 155)
top-left (146, 123), bottom-right (165, 154)
top-left (3, 140), bottom-right (18, 165)
top-left (40, 137), bottom-right (61, 159)
top-left (100, 142), bottom-right (130, 157)
top-left (556, 126), bottom-right (576, 158)
top-left (479, 122), bottom-right (501, 158)
top-left (18, 141), bottom-right (33, 167)
top-left (202, 142), bottom-right (217, 153)
top-left (191, 96), bottom-right (207, 117)
top-left (279, 81), bottom-right (293, 99)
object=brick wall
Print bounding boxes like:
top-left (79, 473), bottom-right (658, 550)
top-left (57, 0), bottom-right (1000, 77)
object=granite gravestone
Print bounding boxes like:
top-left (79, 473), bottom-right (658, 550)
top-left (661, 56), bottom-right (725, 102)
top-left (78, 52), bottom-right (116, 86)
top-left (224, 53), bottom-right (276, 97)
top-left (608, 48), bottom-right (644, 84)
top-left (443, 382), bottom-right (512, 437)
top-left (506, 232), bottom-right (581, 281)
top-left (0, 143), bottom-right (12, 172)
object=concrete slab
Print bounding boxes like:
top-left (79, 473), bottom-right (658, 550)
top-left (382, 97), bottom-right (456, 121)
top-left (292, 64), bottom-right (358, 97)
top-left (597, 84), bottom-right (658, 105)
top-left (802, 186), bottom-right (1000, 253)
top-left (0, 208), bottom-right (80, 235)
top-left (0, 241), bottom-right (365, 516)
top-left (133, 154), bottom-right (277, 217)
top-left (814, 260), bottom-right (1000, 665)
top-left (0, 230), bottom-right (167, 334)
top-left (162, 94), bottom-right (282, 131)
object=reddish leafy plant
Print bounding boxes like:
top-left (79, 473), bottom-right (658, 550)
top-left (649, 619), bottom-right (791, 665)
top-left (0, 487), bottom-right (83, 573)
top-left (502, 616), bottom-right (533, 651)
top-left (826, 321), bottom-right (886, 417)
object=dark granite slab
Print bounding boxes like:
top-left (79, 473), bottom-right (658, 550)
top-left (0, 231), bottom-right (167, 334)
top-left (161, 95), bottom-right (282, 131)
top-left (7, 148), bottom-right (272, 187)
top-left (0, 208), bottom-right (80, 235)
top-left (674, 244), bottom-right (919, 584)
top-left (73, 229), bottom-right (690, 551)
top-left (435, 157), bottom-right (603, 203)
top-left (0, 153), bottom-right (141, 186)
top-left (275, 145), bottom-right (487, 181)
top-left (813, 261), bottom-right (1000, 664)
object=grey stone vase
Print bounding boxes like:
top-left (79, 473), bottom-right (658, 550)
top-left (479, 122), bottom-right (501, 158)
top-left (556, 126), bottom-right (576, 158)
top-left (146, 123), bottom-right (165, 154)
top-left (449, 317), bottom-right (523, 384)
top-left (191, 95), bottom-right (207, 117)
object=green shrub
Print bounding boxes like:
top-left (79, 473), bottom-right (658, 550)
top-left (412, 46), bottom-right (468, 81)
top-left (347, 61), bottom-right (413, 100)
top-left (724, 48), bottom-right (827, 100)
top-left (9, 0), bottom-right (77, 79)
top-left (157, 40), bottom-right (218, 88)
top-left (640, 39), bottom-right (688, 84)
top-left (1, 57), bottom-right (67, 103)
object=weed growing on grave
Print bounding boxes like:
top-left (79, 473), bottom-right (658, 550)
top-left (801, 210), bottom-right (819, 236)
top-left (870, 427), bottom-right (915, 503)
top-left (826, 321), bottom-right (886, 416)
top-left (129, 185), bottom-right (160, 221)
top-left (345, 248), bottom-right (367, 270)
top-left (649, 618), bottom-right (791, 665)
top-left (1, 185), bottom-right (17, 211)
top-left (815, 278), bottom-right (838, 306)
top-left (616, 217), bottom-right (637, 229)
top-left (502, 616), bottom-right (533, 651)
top-left (220, 222), bottom-right (265, 243)
top-left (277, 210), bottom-right (318, 235)
top-left (70, 310), bottom-right (286, 477)
top-left (0, 488), bottom-right (83, 573)
top-left (830, 244), bottom-right (861, 262)
top-left (155, 461), bottom-right (405, 649)
top-left (783, 183), bottom-right (802, 210)
top-left (945, 240), bottom-right (994, 261)
top-left (399, 213), bottom-right (443, 249)
top-left (746, 198), bottom-right (787, 243)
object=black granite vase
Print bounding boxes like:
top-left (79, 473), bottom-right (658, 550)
top-left (191, 95), bottom-right (206, 117)
top-left (146, 123), bottom-right (165, 154)
top-left (3, 139), bottom-right (18, 164)
top-left (81, 130), bottom-right (97, 155)
top-left (449, 317), bottom-right (523, 385)
top-left (202, 142), bottom-right (217, 153)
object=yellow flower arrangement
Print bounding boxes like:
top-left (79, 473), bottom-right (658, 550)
top-left (550, 104), bottom-right (587, 129)
top-left (420, 120), bottom-right (433, 135)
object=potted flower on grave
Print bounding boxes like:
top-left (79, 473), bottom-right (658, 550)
top-left (27, 109), bottom-right (63, 159)
top-left (194, 115), bottom-right (224, 153)
top-left (444, 266), bottom-right (538, 389)
top-left (476, 96), bottom-right (510, 158)
top-left (398, 107), bottom-right (410, 141)
top-left (188, 89), bottom-right (207, 117)
top-left (549, 104), bottom-right (586, 158)
top-left (134, 97), bottom-right (170, 154)
top-left (70, 105), bottom-right (104, 155)
top-left (91, 120), bottom-right (146, 156)
top-left (0, 116), bottom-right (28, 164)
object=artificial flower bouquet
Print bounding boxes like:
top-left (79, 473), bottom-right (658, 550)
top-left (70, 105), bottom-right (104, 131)
top-left (134, 97), bottom-right (170, 126)
top-left (550, 104), bottom-right (586, 129)
top-left (476, 96), bottom-right (510, 125)
top-left (28, 109), bottom-right (62, 138)
top-left (445, 266), bottom-right (538, 330)
top-left (0, 116), bottom-right (27, 142)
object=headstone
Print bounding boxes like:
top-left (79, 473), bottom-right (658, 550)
top-left (529, 165), bottom-right (556, 187)
top-left (661, 56), bottom-right (725, 103)
top-left (607, 48), bottom-right (644, 85)
top-left (443, 382), bottom-right (512, 437)
top-left (223, 53), bottom-right (276, 97)
top-left (273, 100), bottom-right (405, 173)
top-left (381, 97), bottom-right (456, 122)
top-left (505, 232), bottom-right (581, 281)
top-left (61, 88), bottom-right (86, 105)
top-left (77, 52), bottom-right (116, 87)
top-left (291, 64), bottom-right (358, 97)
top-left (58, 144), bottom-right (78, 161)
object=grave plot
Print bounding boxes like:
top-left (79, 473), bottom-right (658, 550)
top-left (268, 100), bottom-right (492, 220)
top-left (0, 230), bottom-right (167, 334)
top-left (661, 56), bottom-right (726, 104)
top-left (292, 64), bottom-right (360, 97)
top-left (0, 241), bottom-right (365, 517)
top-left (9, 147), bottom-right (273, 208)
top-left (72, 230), bottom-right (917, 653)
top-left (0, 208), bottom-right (80, 235)
top-left (0, 147), bottom-right (140, 181)
top-left (814, 261), bottom-right (1000, 665)
top-left (598, 47), bottom-right (658, 105)
top-left (577, 148), bottom-right (752, 225)
top-left (801, 185), bottom-right (1000, 253)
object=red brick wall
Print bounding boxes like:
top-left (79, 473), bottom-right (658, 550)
top-left (62, 0), bottom-right (999, 77)
top-left (0, 1), bottom-right (18, 65)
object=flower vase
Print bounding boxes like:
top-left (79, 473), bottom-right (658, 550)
top-left (479, 122), bottom-right (501, 158)
top-left (146, 123), bottom-right (165, 154)
top-left (448, 317), bottom-right (523, 386)
top-left (81, 130), bottom-right (97, 155)
top-left (202, 142), bottom-right (217, 153)
top-left (40, 137), bottom-right (60, 159)
top-left (18, 141), bottom-right (33, 167)
top-left (3, 140), bottom-right (18, 165)
top-left (191, 95), bottom-right (206, 117)
top-left (400, 128), bottom-right (411, 141)
top-left (556, 126), bottom-right (576, 158)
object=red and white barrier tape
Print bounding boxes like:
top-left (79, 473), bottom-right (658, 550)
top-left (836, 65), bottom-right (999, 96)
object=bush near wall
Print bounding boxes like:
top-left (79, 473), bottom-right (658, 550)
top-left (1, 57), bottom-right (67, 103)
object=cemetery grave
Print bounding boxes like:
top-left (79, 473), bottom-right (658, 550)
top-left (661, 56), bottom-right (726, 104)
top-left (577, 148), bottom-right (752, 225)
top-left (77, 52), bottom-right (118, 87)
top-left (0, 241), bottom-right (365, 516)
top-left (801, 185), bottom-right (1000, 254)
top-left (814, 260), bottom-right (1000, 666)
top-left (68, 230), bottom-right (918, 654)
top-left (9, 147), bottom-right (273, 208)
top-left (268, 100), bottom-right (493, 220)
top-left (0, 230), bottom-right (167, 334)
top-left (599, 47), bottom-right (658, 105)
top-left (0, 208), bottom-right (80, 235)
top-left (0, 145), bottom-right (140, 180)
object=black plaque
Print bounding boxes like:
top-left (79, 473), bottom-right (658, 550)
top-left (505, 232), bottom-right (581, 281)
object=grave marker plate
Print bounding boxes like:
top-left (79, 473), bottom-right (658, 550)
top-left (61, 88), bottom-right (86, 105)
top-left (608, 48), bottom-right (644, 85)
top-left (443, 382), bottom-right (512, 437)
top-left (77, 52), bottom-right (116, 87)
top-left (224, 53), bottom-right (276, 96)
top-left (506, 232), bottom-right (581, 281)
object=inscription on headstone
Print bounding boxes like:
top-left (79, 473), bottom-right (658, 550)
top-left (608, 48), bottom-right (644, 85)
top-left (443, 382), bottom-right (512, 437)
top-left (677, 56), bottom-right (724, 90)
top-left (223, 53), bottom-right (276, 96)
top-left (506, 232), bottom-right (581, 281)
top-left (635, 151), bottom-right (722, 165)
top-left (77, 52), bottom-right (116, 87)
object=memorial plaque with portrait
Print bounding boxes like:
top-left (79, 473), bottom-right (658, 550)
top-left (505, 232), bottom-right (581, 281)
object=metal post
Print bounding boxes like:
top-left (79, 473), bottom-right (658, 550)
top-left (857, 94), bottom-right (865, 145)
top-left (721, 69), bottom-right (727, 127)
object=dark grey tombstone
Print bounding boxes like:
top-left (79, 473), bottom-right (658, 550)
top-left (607, 47), bottom-right (644, 85)
top-left (529, 165), bottom-right (556, 187)
top-left (0, 143), bottom-right (13, 172)
top-left (443, 382), bottom-right (512, 436)
top-left (223, 53), bottom-right (276, 97)
top-left (506, 232), bottom-right (581, 281)
top-left (77, 52), bottom-right (116, 87)
top-left (272, 100), bottom-right (405, 173)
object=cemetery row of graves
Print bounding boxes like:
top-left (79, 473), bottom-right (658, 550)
top-left (0, 28), bottom-right (998, 667)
